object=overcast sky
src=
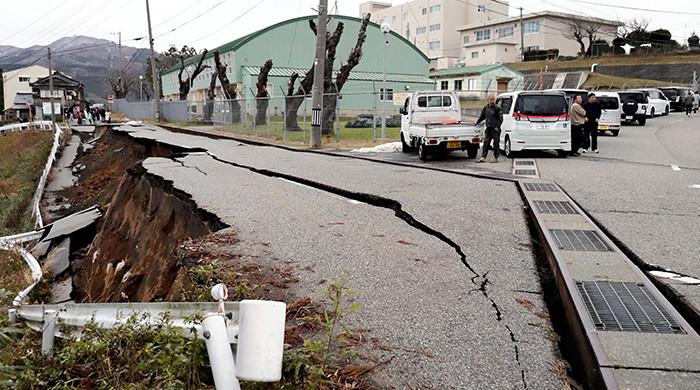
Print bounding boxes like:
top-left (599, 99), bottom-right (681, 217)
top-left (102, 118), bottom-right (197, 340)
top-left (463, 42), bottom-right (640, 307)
top-left (1, 0), bottom-right (698, 53)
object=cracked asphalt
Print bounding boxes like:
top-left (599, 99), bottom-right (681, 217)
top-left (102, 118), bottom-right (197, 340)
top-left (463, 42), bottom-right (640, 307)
top-left (117, 125), bottom-right (564, 389)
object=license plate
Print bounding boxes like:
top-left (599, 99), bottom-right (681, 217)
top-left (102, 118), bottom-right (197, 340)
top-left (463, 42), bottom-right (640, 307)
top-left (599, 125), bottom-right (608, 130)
top-left (536, 123), bottom-right (549, 129)
top-left (446, 141), bottom-right (461, 149)
top-left (625, 116), bottom-right (632, 120)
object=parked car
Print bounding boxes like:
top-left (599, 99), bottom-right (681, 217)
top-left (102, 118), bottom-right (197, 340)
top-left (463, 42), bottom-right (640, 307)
top-left (594, 92), bottom-right (622, 136)
top-left (399, 91), bottom-right (481, 161)
top-left (618, 91), bottom-right (648, 126)
top-left (495, 91), bottom-right (571, 158)
top-left (631, 88), bottom-right (670, 117)
top-left (659, 87), bottom-right (694, 112)
top-left (547, 88), bottom-right (588, 109)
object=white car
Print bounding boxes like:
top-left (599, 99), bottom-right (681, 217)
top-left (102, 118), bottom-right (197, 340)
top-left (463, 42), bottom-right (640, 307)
top-left (618, 91), bottom-right (648, 126)
top-left (631, 88), bottom-right (670, 117)
top-left (594, 92), bottom-right (622, 136)
top-left (399, 91), bottom-right (482, 161)
top-left (495, 91), bottom-right (571, 158)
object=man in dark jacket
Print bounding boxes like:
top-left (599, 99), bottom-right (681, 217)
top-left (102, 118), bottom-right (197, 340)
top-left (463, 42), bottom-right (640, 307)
top-left (582, 93), bottom-right (602, 153)
top-left (475, 95), bottom-right (503, 162)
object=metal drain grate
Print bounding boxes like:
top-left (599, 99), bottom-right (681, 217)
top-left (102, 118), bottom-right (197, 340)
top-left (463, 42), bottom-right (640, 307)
top-left (576, 281), bottom-right (685, 333)
top-left (523, 182), bottom-right (559, 192)
top-left (515, 160), bottom-right (535, 166)
top-left (534, 200), bottom-right (578, 215)
top-left (550, 229), bottom-right (613, 252)
top-left (514, 169), bottom-right (537, 176)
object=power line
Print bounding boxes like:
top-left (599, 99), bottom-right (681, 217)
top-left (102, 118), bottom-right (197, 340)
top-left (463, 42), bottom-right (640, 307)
top-left (563, 0), bottom-right (700, 16)
top-left (186, 0), bottom-right (267, 46)
top-left (155, 0), bottom-right (230, 39)
top-left (0, 2), bottom-right (64, 44)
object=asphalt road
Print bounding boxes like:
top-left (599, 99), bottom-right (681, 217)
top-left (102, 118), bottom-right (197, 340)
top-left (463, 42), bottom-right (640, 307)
top-left (344, 111), bottom-right (700, 318)
top-left (118, 125), bottom-right (564, 389)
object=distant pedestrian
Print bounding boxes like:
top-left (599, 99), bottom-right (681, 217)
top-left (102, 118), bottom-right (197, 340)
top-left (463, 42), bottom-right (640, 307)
top-left (694, 93), bottom-right (699, 114)
top-left (570, 95), bottom-right (586, 156)
top-left (685, 92), bottom-right (694, 116)
top-left (475, 94), bottom-right (503, 163)
top-left (582, 93), bottom-right (602, 154)
top-left (105, 109), bottom-right (111, 124)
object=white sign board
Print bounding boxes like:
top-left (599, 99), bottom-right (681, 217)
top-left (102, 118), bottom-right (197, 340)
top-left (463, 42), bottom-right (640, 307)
top-left (42, 102), bottom-right (62, 116)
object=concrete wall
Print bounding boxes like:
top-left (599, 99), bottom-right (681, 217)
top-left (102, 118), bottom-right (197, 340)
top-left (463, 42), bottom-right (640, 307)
top-left (2, 65), bottom-right (49, 110)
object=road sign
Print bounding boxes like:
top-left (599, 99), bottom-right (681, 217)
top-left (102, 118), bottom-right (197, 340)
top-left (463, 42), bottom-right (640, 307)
top-left (107, 95), bottom-right (114, 101)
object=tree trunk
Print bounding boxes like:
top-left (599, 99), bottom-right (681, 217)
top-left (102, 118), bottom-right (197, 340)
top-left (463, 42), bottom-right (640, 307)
top-left (285, 95), bottom-right (304, 131)
top-left (321, 95), bottom-right (337, 135)
top-left (213, 50), bottom-right (240, 123)
top-left (255, 59), bottom-right (273, 126)
top-left (178, 49), bottom-right (209, 101)
top-left (204, 70), bottom-right (217, 122)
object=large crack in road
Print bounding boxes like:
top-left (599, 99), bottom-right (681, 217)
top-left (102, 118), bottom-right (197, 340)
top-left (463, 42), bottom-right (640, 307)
top-left (195, 150), bottom-right (529, 389)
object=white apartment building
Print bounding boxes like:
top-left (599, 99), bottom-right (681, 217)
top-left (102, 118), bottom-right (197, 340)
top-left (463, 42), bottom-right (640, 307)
top-left (457, 11), bottom-right (622, 66)
top-left (359, 0), bottom-right (508, 69)
top-left (2, 64), bottom-right (50, 112)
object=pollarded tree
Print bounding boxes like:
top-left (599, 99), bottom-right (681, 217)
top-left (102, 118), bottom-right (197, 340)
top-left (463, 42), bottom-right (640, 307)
top-left (177, 49), bottom-right (209, 100)
top-left (204, 69), bottom-right (218, 121)
top-left (212, 50), bottom-right (241, 123)
top-left (255, 59), bottom-right (273, 126)
top-left (284, 14), bottom-right (371, 134)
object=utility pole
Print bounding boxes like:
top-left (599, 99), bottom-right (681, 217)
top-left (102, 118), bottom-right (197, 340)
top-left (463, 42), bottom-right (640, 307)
top-left (519, 7), bottom-right (524, 61)
top-left (310, 0), bottom-right (328, 148)
top-left (145, 0), bottom-right (160, 121)
top-left (47, 48), bottom-right (56, 130)
top-left (381, 28), bottom-right (388, 139)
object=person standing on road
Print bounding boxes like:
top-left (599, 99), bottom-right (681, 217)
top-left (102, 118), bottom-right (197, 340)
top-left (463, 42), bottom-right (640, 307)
top-left (570, 95), bottom-right (586, 156)
top-left (582, 93), bottom-right (602, 154)
top-left (685, 92), bottom-right (694, 116)
top-left (475, 94), bottom-right (503, 163)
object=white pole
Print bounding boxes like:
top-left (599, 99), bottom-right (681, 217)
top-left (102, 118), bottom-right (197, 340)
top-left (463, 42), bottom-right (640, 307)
top-left (235, 300), bottom-right (286, 382)
top-left (202, 313), bottom-right (239, 390)
top-left (42, 309), bottom-right (57, 356)
top-left (381, 31), bottom-right (388, 139)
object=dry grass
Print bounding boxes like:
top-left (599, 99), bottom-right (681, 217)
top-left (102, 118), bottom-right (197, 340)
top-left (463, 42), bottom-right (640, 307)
top-left (582, 73), bottom-right (673, 90)
top-left (508, 54), bottom-right (700, 73)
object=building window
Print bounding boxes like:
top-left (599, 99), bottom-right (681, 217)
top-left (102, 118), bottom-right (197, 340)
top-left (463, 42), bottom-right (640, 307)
top-left (429, 23), bottom-right (440, 32)
top-left (430, 4), bottom-right (441, 13)
top-left (524, 45), bottom-right (540, 52)
top-left (524, 21), bottom-right (540, 33)
top-left (463, 35), bottom-right (470, 44)
top-left (478, 5), bottom-right (486, 12)
top-left (421, 7), bottom-right (427, 15)
top-left (440, 81), bottom-right (448, 90)
top-left (454, 80), bottom-right (462, 91)
top-left (429, 41), bottom-right (441, 49)
top-left (18, 76), bottom-right (30, 82)
top-left (498, 26), bottom-right (514, 38)
top-left (379, 88), bottom-right (394, 101)
top-left (416, 26), bottom-right (426, 34)
top-left (471, 51), bottom-right (479, 59)
top-left (467, 79), bottom-right (476, 90)
top-left (476, 29), bottom-right (491, 41)
top-left (392, 15), bottom-right (396, 23)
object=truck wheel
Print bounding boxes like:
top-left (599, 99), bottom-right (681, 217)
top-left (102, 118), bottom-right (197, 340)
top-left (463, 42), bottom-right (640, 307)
top-left (611, 130), bottom-right (620, 137)
top-left (504, 137), bottom-right (514, 158)
top-left (650, 108), bottom-right (655, 117)
top-left (466, 144), bottom-right (479, 159)
top-left (557, 150), bottom-right (568, 158)
top-left (418, 143), bottom-right (429, 161)
top-left (638, 117), bottom-right (646, 126)
top-left (401, 133), bottom-right (414, 153)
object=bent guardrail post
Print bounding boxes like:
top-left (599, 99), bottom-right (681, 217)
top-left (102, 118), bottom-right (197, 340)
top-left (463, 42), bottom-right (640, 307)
top-left (42, 309), bottom-right (58, 356)
top-left (203, 312), bottom-right (240, 390)
top-left (236, 300), bottom-right (286, 382)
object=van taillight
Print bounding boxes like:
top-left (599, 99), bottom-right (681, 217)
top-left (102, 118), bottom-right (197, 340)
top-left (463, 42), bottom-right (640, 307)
top-left (513, 112), bottom-right (523, 121)
top-left (560, 113), bottom-right (569, 121)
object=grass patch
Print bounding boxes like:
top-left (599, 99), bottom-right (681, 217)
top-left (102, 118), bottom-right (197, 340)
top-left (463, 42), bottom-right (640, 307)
top-left (582, 73), bottom-right (673, 90)
top-left (508, 54), bottom-right (700, 73)
top-left (0, 131), bottom-right (53, 235)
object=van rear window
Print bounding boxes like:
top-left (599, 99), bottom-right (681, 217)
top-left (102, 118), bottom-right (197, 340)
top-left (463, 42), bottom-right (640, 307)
top-left (660, 88), bottom-right (679, 98)
top-left (514, 95), bottom-right (567, 116)
top-left (597, 96), bottom-right (619, 110)
top-left (417, 95), bottom-right (452, 108)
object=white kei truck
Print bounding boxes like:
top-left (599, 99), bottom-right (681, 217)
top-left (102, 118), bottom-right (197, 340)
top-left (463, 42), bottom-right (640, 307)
top-left (399, 91), bottom-right (482, 161)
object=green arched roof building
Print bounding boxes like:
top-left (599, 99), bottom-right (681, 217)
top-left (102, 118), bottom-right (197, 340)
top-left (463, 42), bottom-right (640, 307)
top-left (160, 15), bottom-right (433, 109)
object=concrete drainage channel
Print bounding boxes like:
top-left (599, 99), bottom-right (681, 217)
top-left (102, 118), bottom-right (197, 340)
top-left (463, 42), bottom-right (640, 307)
top-left (132, 125), bottom-right (700, 388)
top-left (518, 178), bottom-right (700, 389)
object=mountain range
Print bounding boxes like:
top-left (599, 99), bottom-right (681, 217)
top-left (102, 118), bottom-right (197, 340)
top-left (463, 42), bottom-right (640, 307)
top-left (0, 36), bottom-right (150, 101)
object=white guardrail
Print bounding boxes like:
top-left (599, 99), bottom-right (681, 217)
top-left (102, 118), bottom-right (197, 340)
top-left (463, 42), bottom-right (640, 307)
top-left (0, 120), bottom-right (54, 134)
top-left (32, 122), bottom-right (63, 229)
top-left (7, 285), bottom-right (286, 389)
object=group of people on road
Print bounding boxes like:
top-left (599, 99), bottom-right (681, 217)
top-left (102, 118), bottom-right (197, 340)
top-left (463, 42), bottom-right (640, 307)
top-left (67, 106), bottom-right (110, 126)
top-left (570, 93), bottom-right (602, 156)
